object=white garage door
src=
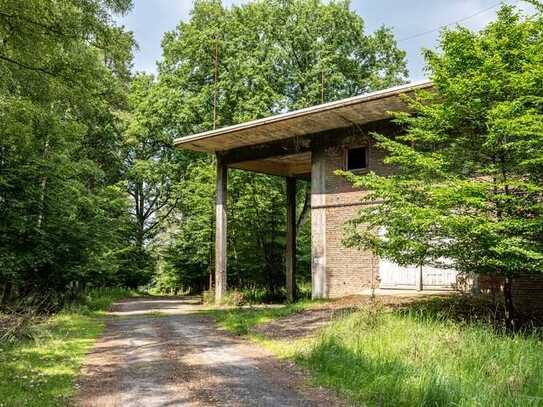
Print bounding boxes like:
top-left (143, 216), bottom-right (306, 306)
top-left (379, 258), bottom-right (458, 290)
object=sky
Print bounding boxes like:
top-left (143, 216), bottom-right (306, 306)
top-left (116, 0), bottom-right (534, 81)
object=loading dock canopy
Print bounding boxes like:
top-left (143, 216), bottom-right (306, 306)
top-left (172, 80), bottom-right (433, 303)
top-left (173, 80), bottom-right (433, 178)
top-left (173, 80), bottom-right (432, 153)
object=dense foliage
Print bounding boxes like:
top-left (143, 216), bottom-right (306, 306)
top-left (0, 0), bottom-right (407, 304)
top-left (153, 0), bottom-right (408, 296)
top-left (342, 3), bottom-right (543, 325)
top-left (0, 0), bottom-right (140, 306)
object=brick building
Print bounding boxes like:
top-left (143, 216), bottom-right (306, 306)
top-left (174, 80), bottom-right (539, 305)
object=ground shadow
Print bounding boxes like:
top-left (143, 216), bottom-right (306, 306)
top-left (389, 294), bottom-right (543, 334)
top-left (299, 339), bottom-right (462, 407)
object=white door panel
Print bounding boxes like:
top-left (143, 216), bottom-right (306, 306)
top-left (379, 259), bottom-right (418, 287)
top-left (379, 259), bottom-right (457, 289)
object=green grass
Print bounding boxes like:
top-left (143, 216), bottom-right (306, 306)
top-left (207, 297), bottom-right (543, 407)
top-left (0, 287), bottom-right (134, 406)
top-left (295, 310), bottom-right (543, 407)
top-left (204, 300), bottom-right (318, 335)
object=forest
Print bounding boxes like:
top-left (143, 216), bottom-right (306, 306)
top-left (2, 0), bottom-right (542, 311)
top-left (0, 0), bottom-right (407, 307)
top-left (2, 1), bottom-right (543, 405)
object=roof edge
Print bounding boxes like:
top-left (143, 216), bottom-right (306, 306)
top-left (174, 79), bottom-right (433, 148)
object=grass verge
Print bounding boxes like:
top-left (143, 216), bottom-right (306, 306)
top-left (204, 300), bottom-right (318, 335)
top-left (206, 296), bottom-right (543, 407)
top-left (0, 287), bottom-right (134, 406)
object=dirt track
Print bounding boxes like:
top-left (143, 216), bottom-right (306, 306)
top-left (76, 297), bottom-right (345, 407)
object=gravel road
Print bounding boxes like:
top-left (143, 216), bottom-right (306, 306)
top-left (76, 297), bottom-right (344, 407)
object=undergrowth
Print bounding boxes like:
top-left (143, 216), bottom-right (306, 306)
top-left (294, 301), bottom-right (543, 407)
top-left (205, 300), bottom-right (317, 335)
top-left (202, 281), bottom-right (313, 306)
top-left (288, 298), bottom-right (543, 407)
top-left (208, 295), bottom-right (543, 406)
top-left (0, 287), bottom-right (134, 406)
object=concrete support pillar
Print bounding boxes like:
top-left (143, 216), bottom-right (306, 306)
top-left (286, 177), bottom-right (296, 302)
top-left (311, 148), bottom-right (327, 299)
top-left (215, 155), bottom-right (227, 303)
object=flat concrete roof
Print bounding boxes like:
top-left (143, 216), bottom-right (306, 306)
top-left (173, 80), bottom-right (433, 154)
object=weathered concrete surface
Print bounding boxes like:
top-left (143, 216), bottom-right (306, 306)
top-left (76, 297), bottom-right (345, 407)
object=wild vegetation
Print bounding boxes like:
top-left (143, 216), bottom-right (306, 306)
top-left (0, 1), bottom-right (407, 401)
top-left (0, 0), bottom-right (408, 308)
top-left (208, 295), bottom-right (543, 407)
top-left (0, 288), bottom-right (134, 406)
top-left (1, 0), bottom-right (543, 405)
top-left (0, 0), bottom-right (140, 307)
top-left (342, 2), bottom-right (543, 329)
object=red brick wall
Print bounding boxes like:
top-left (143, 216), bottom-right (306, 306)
top-left (479, 274), bottom-right (543, 311)
top-left (513, 274), bottom-right (543, 310)
top-left (317, 133), bottom-right (393, 298)
top-left (313, 124), bottom-right (543, 304)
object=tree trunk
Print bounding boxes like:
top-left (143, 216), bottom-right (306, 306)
top-left (296, 185), bottom-right (310, 235)
top-left (37, 137), bottom-right (50, 229)
top-left (1, 281), bottom-right (13, 307)
top-left (503, 276), bottom-right (515, 332)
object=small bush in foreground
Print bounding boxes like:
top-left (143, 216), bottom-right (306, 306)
top-left (222, 290), bottom-right (247, 306)
top-left (0, 310), bottom-right (44, 344)
top-left (202, 289), bottom-right (215, 304)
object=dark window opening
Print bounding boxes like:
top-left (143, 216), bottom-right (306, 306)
top-left (346, 147), bottom-right (368, 170)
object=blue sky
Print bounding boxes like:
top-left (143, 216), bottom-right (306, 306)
top-left (117, 0), bottom-right (533, 80)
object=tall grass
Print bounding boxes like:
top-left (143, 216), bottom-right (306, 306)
top-left (293, 304), bottom-right (543, 407)
top-left (201, 293), bottom-right (543, 406)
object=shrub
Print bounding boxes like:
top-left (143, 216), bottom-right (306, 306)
top-left (296, 281), bottom-right (312, 300)
top-left (202, 289), bottom-right (215, 304)
top-left (0, 310), bottom-right (43, 344)
top-left (222, 290), bottom-right (247, 307)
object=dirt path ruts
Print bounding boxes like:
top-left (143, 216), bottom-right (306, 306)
top-left (76, 297), bottom-right (346, 407)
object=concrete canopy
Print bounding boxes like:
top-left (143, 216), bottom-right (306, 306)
top-left (173, 80), bottom-right (432, 178)
top-left (172, 80), bottom-right (433, 302)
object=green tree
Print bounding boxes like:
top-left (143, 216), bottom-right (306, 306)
top-left (156, 0), bottom-right (408, 296)
top-left (342, 3), bottom-right (543, 329)
top-left (0, 0), bottom-right (135, 304)
top-left (162, 159), bottom-right (215, 293)
top-left (120, 74), bottom-right (193, 287)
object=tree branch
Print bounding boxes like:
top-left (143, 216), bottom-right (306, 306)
top-left (0, 54), bottom-right (57, 77)
top-left (0, 11), bottom-right (82, 42)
